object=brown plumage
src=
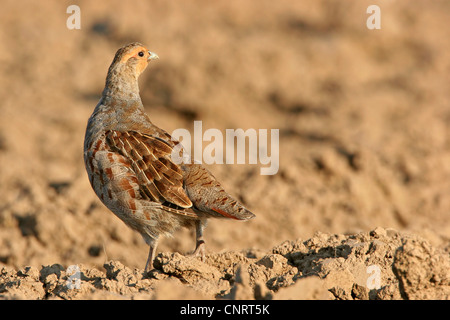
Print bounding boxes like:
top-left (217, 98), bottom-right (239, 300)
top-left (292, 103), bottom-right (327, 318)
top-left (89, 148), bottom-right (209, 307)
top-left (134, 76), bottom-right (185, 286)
top-left (84, 42), bottom-right (255, 272)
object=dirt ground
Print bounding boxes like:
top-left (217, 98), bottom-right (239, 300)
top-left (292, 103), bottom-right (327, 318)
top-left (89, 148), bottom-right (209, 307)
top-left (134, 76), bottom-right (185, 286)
top-left (0, 0), bottom-right (449, 300)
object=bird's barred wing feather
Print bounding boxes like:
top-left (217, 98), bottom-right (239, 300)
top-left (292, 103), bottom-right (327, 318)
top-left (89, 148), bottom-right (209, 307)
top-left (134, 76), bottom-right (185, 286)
top-left (105, 130), bottom-right (195, 212)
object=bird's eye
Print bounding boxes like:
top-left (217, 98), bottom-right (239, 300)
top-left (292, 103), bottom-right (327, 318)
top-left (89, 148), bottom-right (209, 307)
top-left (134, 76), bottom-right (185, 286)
top-left (138, 51), bottom-right (144, 57)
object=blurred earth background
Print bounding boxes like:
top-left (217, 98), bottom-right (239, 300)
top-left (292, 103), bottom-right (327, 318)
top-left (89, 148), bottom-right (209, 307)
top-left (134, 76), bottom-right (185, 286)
top-left (0, 0), bottom-right (449, 299)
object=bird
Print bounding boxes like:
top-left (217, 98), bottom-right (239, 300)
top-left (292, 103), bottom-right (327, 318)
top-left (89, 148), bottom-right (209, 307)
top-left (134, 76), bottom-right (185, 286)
top-left (84, 42), bottom-right (255, 273)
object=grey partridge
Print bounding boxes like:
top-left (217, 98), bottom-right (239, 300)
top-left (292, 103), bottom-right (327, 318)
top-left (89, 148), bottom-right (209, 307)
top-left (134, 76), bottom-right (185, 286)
top-left (84, 42), bottom-right (255, 272)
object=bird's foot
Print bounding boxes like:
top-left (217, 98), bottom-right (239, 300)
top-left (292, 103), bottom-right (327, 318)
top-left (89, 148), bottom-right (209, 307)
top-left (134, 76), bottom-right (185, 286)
top-left (190, 240), bottom-right (206, 261)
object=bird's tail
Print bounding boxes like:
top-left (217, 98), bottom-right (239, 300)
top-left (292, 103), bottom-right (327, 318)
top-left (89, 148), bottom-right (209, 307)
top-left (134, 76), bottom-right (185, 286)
top-left (210, 196), bottom-right (256, 221)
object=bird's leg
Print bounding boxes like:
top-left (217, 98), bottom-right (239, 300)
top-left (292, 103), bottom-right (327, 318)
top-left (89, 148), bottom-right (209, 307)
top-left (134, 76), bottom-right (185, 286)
top-left (144, 239), bottom-right (158, 273)
top-left (192, 220), bottom-right (206, 259)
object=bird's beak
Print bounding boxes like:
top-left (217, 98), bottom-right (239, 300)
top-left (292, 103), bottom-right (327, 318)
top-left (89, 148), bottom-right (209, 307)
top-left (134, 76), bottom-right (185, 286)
top-left (148, 51), bottom-right (159, 61)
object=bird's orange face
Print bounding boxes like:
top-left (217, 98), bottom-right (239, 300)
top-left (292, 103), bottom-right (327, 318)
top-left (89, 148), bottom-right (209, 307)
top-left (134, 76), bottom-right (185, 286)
top-left (120, 45), bottom-right (159, 75)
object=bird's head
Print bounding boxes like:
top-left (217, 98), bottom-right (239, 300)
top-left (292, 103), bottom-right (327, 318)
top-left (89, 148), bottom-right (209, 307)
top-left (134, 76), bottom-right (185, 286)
top-left (110, 42), bottom-right (159, 77)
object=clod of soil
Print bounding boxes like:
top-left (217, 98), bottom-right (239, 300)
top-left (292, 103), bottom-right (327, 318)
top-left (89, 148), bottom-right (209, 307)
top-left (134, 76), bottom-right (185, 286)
top-left (1, 228), bottom-right (448, 300)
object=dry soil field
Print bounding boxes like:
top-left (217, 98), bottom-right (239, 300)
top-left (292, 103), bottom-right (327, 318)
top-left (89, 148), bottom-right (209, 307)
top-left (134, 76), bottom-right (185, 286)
top-left (0, 0), bottom-right (449, 299)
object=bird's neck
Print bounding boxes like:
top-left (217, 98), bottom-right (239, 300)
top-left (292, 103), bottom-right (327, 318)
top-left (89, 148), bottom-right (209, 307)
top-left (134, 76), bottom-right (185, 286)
top-left (102, 64), bottom-right (142, 101)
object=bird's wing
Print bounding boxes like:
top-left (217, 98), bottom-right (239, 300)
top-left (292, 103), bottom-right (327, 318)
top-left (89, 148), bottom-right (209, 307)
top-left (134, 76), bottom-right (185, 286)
top-left (105, 130), bottom-right (194, 210)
